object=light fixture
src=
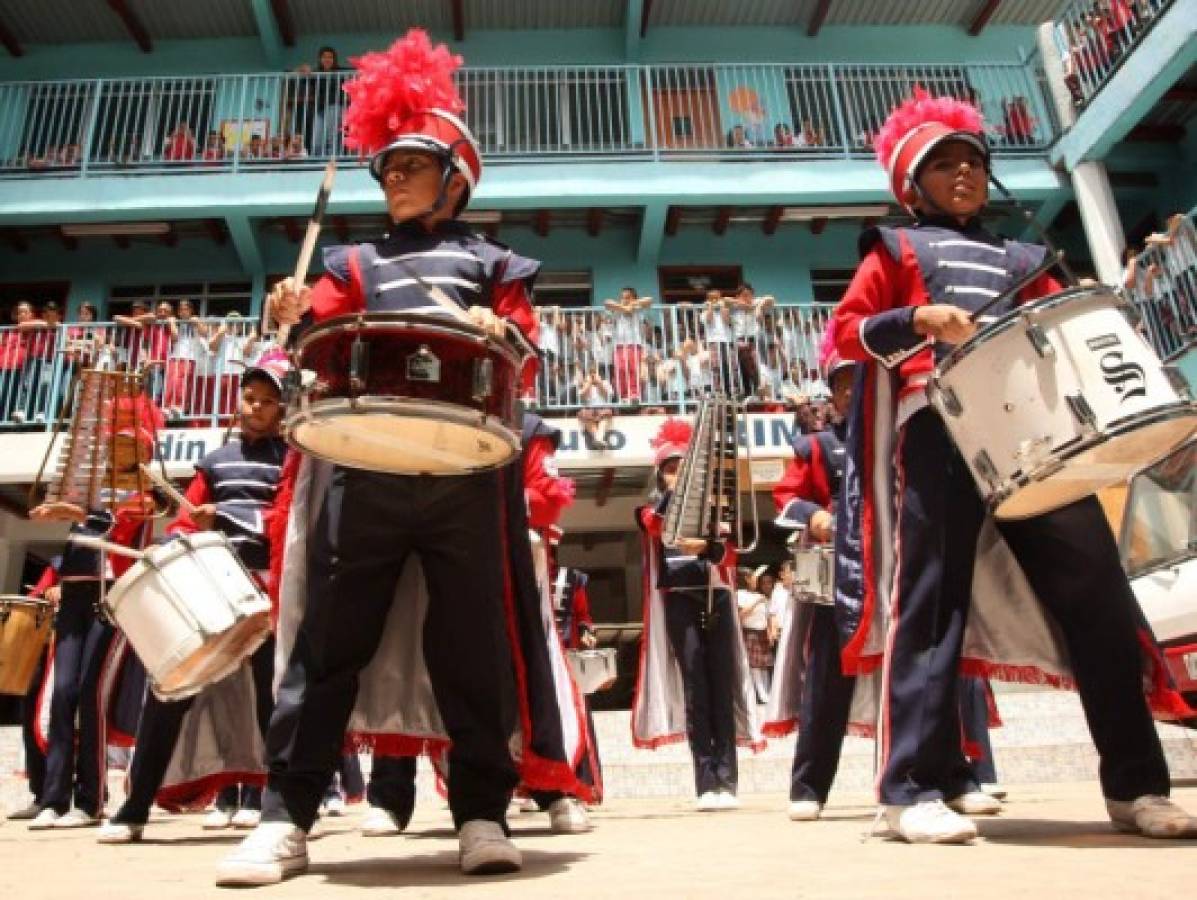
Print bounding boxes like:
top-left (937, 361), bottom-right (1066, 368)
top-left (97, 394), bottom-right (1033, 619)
top-left (779, 205), bottom-right (891, 222)
top-left (61, 222), bottom-right (172, 237)
top-left (460, 210), bottom-right (502, 225)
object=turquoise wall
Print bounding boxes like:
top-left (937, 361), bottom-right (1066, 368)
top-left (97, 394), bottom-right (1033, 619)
top-left (0, 26), bottom-right (1041, 82)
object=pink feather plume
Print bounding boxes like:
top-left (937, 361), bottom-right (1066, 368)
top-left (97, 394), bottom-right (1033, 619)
top-left (872, 86), bottom-right (984, 170)
top-left (342, 29), bottom-right (465, 155)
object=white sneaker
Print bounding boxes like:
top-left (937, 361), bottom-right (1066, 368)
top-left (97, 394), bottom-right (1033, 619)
top-left (203, 808), bottom-right (234, 830)
top-left (53, 809), bottom-right (101, 828)
top-left (215, 822), bottom-right (309, 886)
top-left (715, 790), bottom-right (739, 810)
top-left (459, 820), bottom-right (522, 875)
top-left (361, 807), bottom-right (403, 837)
top-left (981, 783), bottom-right (1007, 800)
top-left (323, 796), bottom-right (346, 817)
top-left (1107, 795), bottom-right (1197, 839)
top-left (97, 821), bottom-right (144, 844)
top-left (884, 800), bottom-right (977, 844)
top-left (517, 797), bottom-right (541, 814)
top-left (788, 800), bottom-right (823, 821)
top-left (695, 792), bottom-right (721, 812)
top-left (947, 790), bottom-right (1002, 816)
top-left (548, 798), bottom-right (592, 834)
top-left (231, 808), bottom-right (261, 829)
top-left (28, 808), bottom-right (60, 830)
top-left (7, 802), bottom-right (41, 820)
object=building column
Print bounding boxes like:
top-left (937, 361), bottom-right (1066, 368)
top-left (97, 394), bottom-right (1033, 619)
top-left (1036, 22), bottom-right (1077, 131)
top-left (1072, 160), bottom-right (1126, 286)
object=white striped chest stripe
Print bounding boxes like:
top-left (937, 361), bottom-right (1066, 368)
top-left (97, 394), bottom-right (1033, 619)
top-left (376, 276), bottom-right (480, 294)
top-left (213, 478), bottom-right (278, 490)
top-left (928, 239), bottom-right (1006, 254)
top-left (372, 249), bottom-right (482, 267)
top-left (943, 285), bottom-right (1000, 297)
top-left (211, 461), bottom-right (281, 471)
top-left (936, 260), bottom-right (1009, 276)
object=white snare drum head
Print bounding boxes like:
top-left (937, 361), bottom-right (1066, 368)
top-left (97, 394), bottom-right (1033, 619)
top-left (288, 399), bottom-right (519, 475)
top-left (932, 288), bottom-right (1197, 520)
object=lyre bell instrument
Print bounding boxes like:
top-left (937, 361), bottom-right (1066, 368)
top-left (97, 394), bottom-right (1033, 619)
top-left (31, 368), bottom-right (162, 514)
top-left (662, 395), bottom-right (760, 555)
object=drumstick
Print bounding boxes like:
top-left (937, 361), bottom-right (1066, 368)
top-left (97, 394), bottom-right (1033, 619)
top-left (271, 160), bottom-right (337, 348)
top-left (69, 535), bottom-right (147, 561)
top-left (139, 464), bottom-right (196, 514)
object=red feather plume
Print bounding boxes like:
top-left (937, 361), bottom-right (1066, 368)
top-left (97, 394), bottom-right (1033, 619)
top-left (873, 86), bottom-right (984, 170)
top-left (650, 418), bottom-right (693, 449)
top-left (342, 29), bottom-right (465, 155)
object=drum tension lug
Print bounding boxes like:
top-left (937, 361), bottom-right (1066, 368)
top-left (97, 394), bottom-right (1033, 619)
top-left (1162, 364), bottom-right (1193, 402)
top-left (349, 338), bottom-right (370, 396)
top-left (1065, 393), bottom-right (1098, 435)
top-left (935, 381), bottom-right (963, 417)
top-left (472, 358), bottom-right (494, 402)
top-left (972, 449), bottom-right (1000, 489)
top-left (1025, 322), bottom-right (1054, 359)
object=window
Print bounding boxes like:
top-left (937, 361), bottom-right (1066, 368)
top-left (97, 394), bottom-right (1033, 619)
top-left (658, 266), bottom-right (743, 305)
top-left (108, 281), bottom-right (253, 318)
top-left (810, 269), bottom-right (856, 305)
top-left (533, 271), bottom-right (592, 308)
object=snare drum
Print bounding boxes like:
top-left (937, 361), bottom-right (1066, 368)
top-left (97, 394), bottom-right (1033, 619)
top-left (104, 532), bottom-right (272, 701)
top-left (566, 648), bottom-right (618, 695)
top-left (0, 597), bottom-right (53, 695)
top-left (286, 312), bottom-right (531, 475)
top-left (928, 287), bottom-right (1197, 520)
top-left (792, 546), bottom-right (835, 606)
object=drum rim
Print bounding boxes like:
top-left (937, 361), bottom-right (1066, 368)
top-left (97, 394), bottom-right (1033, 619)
top-left (285, 396), bottom-right (521, 475)
top-left (988, 401), bottom-right (1197, 520)
top-left (934, 285), bottom-right (1127, 377)
top-left (0, 595), bottom-right (53, 607)
top-left (298, 311), bottom-right (531, 366)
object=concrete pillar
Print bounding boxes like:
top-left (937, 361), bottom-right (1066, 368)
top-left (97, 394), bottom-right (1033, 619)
top-left (1071, 160), bottom-right (1126, 286)
top-left (1037, 22), bottom-right (1077, 131)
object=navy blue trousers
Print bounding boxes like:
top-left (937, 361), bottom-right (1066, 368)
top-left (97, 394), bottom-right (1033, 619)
top-left (880, 410), bottom-right (1168, 805)
top-left (42, 582), bottom-right (115, 816)
top-left (21, 650), bottom-right (48, 805)
top-left (663, 589), bottom-right (739, 796)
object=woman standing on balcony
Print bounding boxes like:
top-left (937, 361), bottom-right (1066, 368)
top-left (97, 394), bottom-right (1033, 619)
top-left (605, 287), bottom-right (652, 404)
top-left (163, 299), bottom-right (208, 421)
top-left (293, 47), bottom-right (349, 157)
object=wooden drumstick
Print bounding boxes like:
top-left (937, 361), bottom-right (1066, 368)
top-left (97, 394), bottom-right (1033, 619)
top-left (69, 534), bottom-right (147, 562)
top-left (139, 464), bottom-right (196, 515)
top-left (271, 160), bottom-right (337, 348)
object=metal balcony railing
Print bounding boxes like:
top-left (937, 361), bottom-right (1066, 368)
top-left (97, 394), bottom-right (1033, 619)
top-left (1051, 0), bottom-right (1174, 111)
top-left (1123, 207), bottom-right (1197, 361)
top-left (0, 61), bottom-right (1055, 178)
top-left (0, 303), bottom-right (833, 431)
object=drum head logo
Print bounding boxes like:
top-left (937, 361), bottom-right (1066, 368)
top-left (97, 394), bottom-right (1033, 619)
top-left (407, 347), bottom-right (441, 383)
top-left (1086, 334), bottom-right (1146, 402)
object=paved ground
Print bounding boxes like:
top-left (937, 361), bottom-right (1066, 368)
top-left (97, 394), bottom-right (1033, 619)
top-left (2, 781), bottom-right (1195, 899)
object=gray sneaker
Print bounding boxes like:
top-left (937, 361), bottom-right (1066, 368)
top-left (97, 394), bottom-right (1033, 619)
top-left (1107, 795), bottom-right (1197, 839)
top-left (459, 820), bottom-right (521, 875)
top-left (215, 822), bottom-right (309, 887)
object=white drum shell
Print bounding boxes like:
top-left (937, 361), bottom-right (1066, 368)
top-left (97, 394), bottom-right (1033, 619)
top-left (566, 648), bottom-right (618, 695)
top-left (793, 546), bottom-right (835, 605)
top-left (929, 288), bottom-right (1197, 519)
top-left (105, 532), bottom-right (271, 700)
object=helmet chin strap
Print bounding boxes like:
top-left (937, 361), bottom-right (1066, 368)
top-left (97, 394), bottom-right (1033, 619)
top-left (393, 140), bottom-right (471, 228)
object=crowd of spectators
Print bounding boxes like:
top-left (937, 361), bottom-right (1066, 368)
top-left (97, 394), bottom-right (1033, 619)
top-left (1122, 211), bottom-right (1197, 354)
top-left (1060, 0), bottom-right (1164, 107)
top-left (0, 299), bottom-right (271, 429)
top-left (531, 285), bottom-right (836, 451)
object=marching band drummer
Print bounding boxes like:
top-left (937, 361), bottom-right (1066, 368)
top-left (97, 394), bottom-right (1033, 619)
top-left (25, 476), bottom-right (158, 829)
top-left (216, 30), bottom-right (552, 886)
top-left (632, 419), bottom-right (762, 813)
top-left (765, 343), bottom-right (1000, 822)
top-left (831, 89), bottom-right (1197, 844)
top-left (97, 354), bottom-right (290, 844)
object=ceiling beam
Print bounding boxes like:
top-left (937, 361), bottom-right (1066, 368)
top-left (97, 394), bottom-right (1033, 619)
top-left (159, 226), bottom-right (178, 248)
top-left (56, 228), bottom-right (77, 251)
top-left (114, 235), bottom-right (131, 250)
top-left (640, 0), bottom-right (654, 39)
top-left (534, 209), bottom-right (551, 238)
top-left (1108, 171), bottom-right (1161, 189)
top-left (810, 217), bottom-right (828, 236)
top-left (204, 219), bottom-right (228, 246)
top-left (268, 0), bottom-right (296, 46)
top-left (3, 230), bottom-right (28, 253)
top-left (249, 0), bottom-right (284, 66)
top-left (967, 0), bottom-right (1001, 36)
top-left (334, 215), bottom-right (350, 243)
top-left (449, 0), bottom-right (465, 42)
top-left (1163, 88), bottom-right (1197, 103)
top-left (1127, 124), bottom-right (1186, 142)
top-left (712, 207), bottom-right (732, 236)
top-left (106, 0), bottom-right (152, 53)
top-left (664, 205), bottom-right (682, 237)
top-left (595, 467), bottom-right (616, 507)
top-left (861, 216), bottom-right (879, 231)
top-left (282, 217), bottom-right (302, 243)
top-left (625, 0), bottom-right (645, 59)
top-left (0, 14), bottom-right (23, 57)
top-left (807, 0), bottom-right (831, 37)
top-left (587, 208), bottom-right (603, 238)
top-left (226, 215), bottom-right (265, 277)
top-left (762, 205), bottom-right (783, 236)
top-left (638, 203), bottom-right (667, 262)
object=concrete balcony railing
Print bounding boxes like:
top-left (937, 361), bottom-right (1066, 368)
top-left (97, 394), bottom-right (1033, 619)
top-left (1124, 206), bottom-right (1197, 362)
top-left (0, 302), bottom-right (834, 431)
top-left (0, 60), bottom-right (1055, 179)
